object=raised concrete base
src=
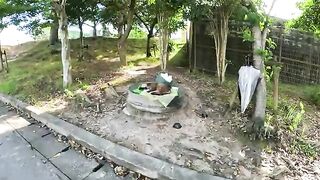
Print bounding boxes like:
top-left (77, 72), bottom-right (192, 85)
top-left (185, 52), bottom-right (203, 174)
top-left (0, 93), bottom-right (226, 180)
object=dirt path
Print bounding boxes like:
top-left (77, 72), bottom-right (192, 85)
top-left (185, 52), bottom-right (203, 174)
top-left (36, 65), bottom-right (319, 179)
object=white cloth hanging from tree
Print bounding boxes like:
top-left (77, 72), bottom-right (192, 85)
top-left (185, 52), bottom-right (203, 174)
top-left (238, 66), bottom-right (261, 113)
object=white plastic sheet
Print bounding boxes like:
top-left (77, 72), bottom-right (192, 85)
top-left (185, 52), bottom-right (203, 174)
top-left (238, 66), bottom-right (261, 113)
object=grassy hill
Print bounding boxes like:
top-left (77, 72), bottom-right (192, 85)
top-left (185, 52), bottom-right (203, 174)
top-left (0, 37), bottom-right (187, 103)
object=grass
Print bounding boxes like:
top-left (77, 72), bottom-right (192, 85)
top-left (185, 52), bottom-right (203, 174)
top-left (0, 37), bottom-right (187, 103)
top-left (0, 37), bottom-right (148, 102)
top-left (279, 83), bottom-right (320, 106)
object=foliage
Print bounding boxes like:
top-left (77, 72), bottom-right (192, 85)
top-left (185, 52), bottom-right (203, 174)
top-left (135, 0), bottom-right (158, 33)
top-left (265, 100), bottom-right (305, 134)
top-left (242, 29), bottom-right (277, 83)
top-left (242, 27), bottom-right (254, 42)
top-left (148, 0), bottom-right (186, 32)
top-left (66, 0), bottom-right (96, 25)
top-left (255, 38), bottom-right (276, 62)
top-left (188, 0), bottom-right (243, 84)
top-left (6, 0), bottom-right (52, 36)
top-left (128, 26), bottom-right (147, 39)
top-left (263, 99), bottom-right (318, 158)
top-left (304, 86), bottom-right (320, 106)
top-left (291, 138), bottom-right (318, 158)
top-left (100, 0), bottom-right (137, 32)
top-left (287, 0), bottom-right (320, 36)
top-left (0, 0), bottom-right (32, 30)
top-left (281, 102), bottom-right (305, 132)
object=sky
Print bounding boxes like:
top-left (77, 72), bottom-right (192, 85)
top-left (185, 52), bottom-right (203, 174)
top-left (0, 0), bottom-right (303, 46)
top-left (263, 0), bottom-right (302, 19)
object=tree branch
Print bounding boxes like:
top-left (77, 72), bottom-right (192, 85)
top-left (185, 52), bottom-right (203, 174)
top-left (52, 0), bottom-right (62, 14)
top-left (134, 12), bottom-right (150, 31)
top-left (83, 22), bottom-right (94, 28)
top-left (267, 0), bottom-right (277, 17)
top-left (119, 0), bottom-right (136, 42)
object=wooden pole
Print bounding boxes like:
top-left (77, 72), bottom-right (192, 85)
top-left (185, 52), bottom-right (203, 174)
top-left (272, 56), bottom-right (281, 111)
top-left (278, 27), bottom-right (283, 63)
top-left (308, 44), bottom-right (313, 83)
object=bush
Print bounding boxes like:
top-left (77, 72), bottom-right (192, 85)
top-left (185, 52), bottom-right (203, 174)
top-left (263, 100), bottom-right (319, 158)
top-left (128, 27), bottom-right (147, 39)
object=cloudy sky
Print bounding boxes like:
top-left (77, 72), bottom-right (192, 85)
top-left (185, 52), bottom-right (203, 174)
top-left (0, 0), bottom-right (303, 45)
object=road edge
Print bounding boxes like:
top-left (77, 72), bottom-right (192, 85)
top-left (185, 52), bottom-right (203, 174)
top-left (0, 93), bottom-right (225, 180)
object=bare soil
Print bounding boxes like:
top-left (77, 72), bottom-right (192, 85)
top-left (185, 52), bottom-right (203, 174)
top-left (38, 65), bottom-right (320, 180)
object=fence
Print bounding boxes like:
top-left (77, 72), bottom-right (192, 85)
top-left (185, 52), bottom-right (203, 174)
top-left (189, 20), bottom-right (320, 84)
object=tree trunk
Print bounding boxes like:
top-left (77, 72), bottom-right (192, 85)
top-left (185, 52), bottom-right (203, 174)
top-left (117, 0), bottom-right (136, 66)
top-left (145, 18), bottom-right (157, 58)
top-left (49, 8), bottom-right (59, 45)
top-left (0, 42), bottom-right (3, 72)
top-left (212, 15), bottom-right (229, 85)
top-left (158, 13), bottom-right (169, 71)
top-left (188, 22), bottom-right (194, 72)
top-left (252, 25), bottom-right (268, 130)
top-left (93, 20), bottom-right (97, 39)
top-left (78, 17), bottom-right (84, 61)
top-left (102, 23), bottom-right (107, 36)
top-left (49, 20), bottom-right (59, 45)
top-left (58, 0), bottom-right (72, 88)
top-left (146, 31), bottom-right (153, 57)
top-left (118, 41), bottom-right (126, 66)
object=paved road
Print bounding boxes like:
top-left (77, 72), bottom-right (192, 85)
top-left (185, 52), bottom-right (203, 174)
top-left (0, 103), bottom-right (127, 180)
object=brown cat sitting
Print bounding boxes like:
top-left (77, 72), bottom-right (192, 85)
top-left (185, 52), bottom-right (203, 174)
top-left (146, 82), bottom-right (171, 95)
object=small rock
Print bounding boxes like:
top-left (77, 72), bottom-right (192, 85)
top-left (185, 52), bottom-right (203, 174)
top-left (194, 109), bottom-right (208, 118)
top-left (185, 159), bottom-right (192, 168)
top-left (114, 166), bottom-right (128, 176)
top-left (173, 123), bottom-right (182, 129)
top-left (271, 166), bottom-right (289, 179)
top-left (314, 161), bottom-right (320, 174)
top-left (239, 166), bottom-right (251, 177)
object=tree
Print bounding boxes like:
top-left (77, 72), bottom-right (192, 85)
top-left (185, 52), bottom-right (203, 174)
top-left (117, 0), bottom-right (136, 66)
top-left (53, 0), bottom-right (72, 88)
top-left (0, 0), bottom-right (34, 30)
top-left (190, 0), bottom-right (241, 85)
top-left (135, 1), bottom-right (158, 57)
top-left (49, 7), bottom-right (59, 45)
top-left (149, 0), bottom-right (186, 71)
top-left (85, 2), bottom-right (101, 39)
top-left (7, 0), bottom-right (60, 45)
top-left (239, 0), bottom-right (277, 131)
top-left (287, 0), bottom-right (320, 35)
top-left (66, 0), bottom-right (95, 60)
top-left (100, 0), bottom-right (136, 66)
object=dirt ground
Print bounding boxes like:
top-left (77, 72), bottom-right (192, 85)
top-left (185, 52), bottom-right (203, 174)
top-left (38, 65), bottom-right (320, 180)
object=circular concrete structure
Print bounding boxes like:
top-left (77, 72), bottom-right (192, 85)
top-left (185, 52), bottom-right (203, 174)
top-left (123, 83), bottom-right (185, 120)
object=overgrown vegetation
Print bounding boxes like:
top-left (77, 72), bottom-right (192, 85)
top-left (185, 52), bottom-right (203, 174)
top-left (263, 96), bottom-right (319, 158)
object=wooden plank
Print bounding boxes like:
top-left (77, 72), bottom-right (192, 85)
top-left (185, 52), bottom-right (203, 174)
top-left (281, 56), bottom-right (320, 68)
top-left (196, 44), bottom-right (251, 54)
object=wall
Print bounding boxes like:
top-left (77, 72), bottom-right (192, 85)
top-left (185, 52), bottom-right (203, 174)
top-left (191, 21), bottom-right (320, 84)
